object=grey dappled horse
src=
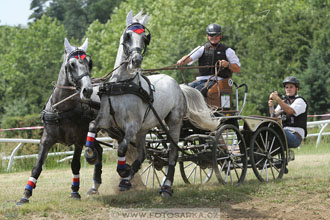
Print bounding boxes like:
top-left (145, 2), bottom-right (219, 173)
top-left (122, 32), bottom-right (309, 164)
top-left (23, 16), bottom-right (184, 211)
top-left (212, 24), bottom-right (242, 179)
top-left (17, 38), bottom-right (103, 205)
top-left (84, 11), bottom-right (220, 197)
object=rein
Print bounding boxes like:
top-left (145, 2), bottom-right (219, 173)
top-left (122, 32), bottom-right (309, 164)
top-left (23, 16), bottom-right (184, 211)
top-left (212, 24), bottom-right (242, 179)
top-left (142, 64), bottom-right (221, 73)
top-left (52, 92), bottom-right (80, 109)
top-left (98, 60), bottom-right (130, 81)
top-left (55, 85), bottom-right (76, 90)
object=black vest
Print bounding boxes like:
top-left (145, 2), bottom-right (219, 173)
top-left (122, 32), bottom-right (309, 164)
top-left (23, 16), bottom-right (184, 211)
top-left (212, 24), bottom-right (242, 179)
top-left (282, 96), bottom-right (308, 137)
top-left (198, 42), bottom-right (232, 78)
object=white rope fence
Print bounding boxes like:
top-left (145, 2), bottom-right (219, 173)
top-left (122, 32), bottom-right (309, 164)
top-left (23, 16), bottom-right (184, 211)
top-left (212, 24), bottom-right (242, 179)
top-left (0, 137), bottom-right (114, 172)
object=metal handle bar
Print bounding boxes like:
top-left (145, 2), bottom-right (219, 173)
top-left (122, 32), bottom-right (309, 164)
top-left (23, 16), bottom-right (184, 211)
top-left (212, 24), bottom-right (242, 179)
top-left (233, 83), bottom-right (248, 115)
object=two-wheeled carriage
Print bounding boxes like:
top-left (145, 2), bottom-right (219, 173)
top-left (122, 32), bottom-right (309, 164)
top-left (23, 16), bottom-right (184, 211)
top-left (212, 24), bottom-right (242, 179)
top-left (139, 77), bottom-right (292, 188)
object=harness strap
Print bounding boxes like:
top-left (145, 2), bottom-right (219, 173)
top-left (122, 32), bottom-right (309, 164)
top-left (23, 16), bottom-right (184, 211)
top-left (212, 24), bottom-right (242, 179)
top-left (145, 98), bottom-right (190, 156)
top-left (41, 108), bottom-right (86, 123)
top-left (108, 96), bottom-right (121, 131)
top-left (73, 72), bottom-right (90, 83)
top-left (98, 76), bottom-right (153, 104)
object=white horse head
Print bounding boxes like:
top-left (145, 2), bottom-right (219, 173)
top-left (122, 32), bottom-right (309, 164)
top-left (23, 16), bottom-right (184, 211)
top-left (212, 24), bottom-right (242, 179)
top-left (111, 10), bottom-right (151, 81)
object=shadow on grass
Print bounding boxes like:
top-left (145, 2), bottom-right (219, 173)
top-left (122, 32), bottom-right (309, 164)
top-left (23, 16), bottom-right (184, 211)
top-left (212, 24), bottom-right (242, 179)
top-left (94, 180), bottom-right (274, 219)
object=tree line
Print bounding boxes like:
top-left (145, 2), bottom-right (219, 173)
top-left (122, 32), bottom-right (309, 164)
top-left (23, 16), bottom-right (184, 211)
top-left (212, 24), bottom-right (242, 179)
top-left (0, 0), bottom-right (329, 127)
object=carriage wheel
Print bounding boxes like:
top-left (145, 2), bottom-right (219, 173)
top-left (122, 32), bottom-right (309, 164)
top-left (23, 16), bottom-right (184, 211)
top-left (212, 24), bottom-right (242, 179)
top-left (139, 161), bottom-right (167, 188)
top-left (179, 138), bottom-right (213, 184)
top-left (139, 129), bottom-right (168, 188)
top-left (212, 124), bottom-right (248, 185)
top-left (249, 126), bottom-right (286, 182)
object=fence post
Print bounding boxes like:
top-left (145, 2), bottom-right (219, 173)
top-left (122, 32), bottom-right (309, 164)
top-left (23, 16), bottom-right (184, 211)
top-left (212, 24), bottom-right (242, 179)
top-left (316, 122), bottom-right (329, 148)
top-left (7, 143), bottom-right (23, 172)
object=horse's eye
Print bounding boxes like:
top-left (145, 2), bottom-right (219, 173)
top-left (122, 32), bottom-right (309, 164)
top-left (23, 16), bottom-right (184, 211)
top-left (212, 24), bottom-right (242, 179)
top-left (124, 32), bottom-right (131, 41)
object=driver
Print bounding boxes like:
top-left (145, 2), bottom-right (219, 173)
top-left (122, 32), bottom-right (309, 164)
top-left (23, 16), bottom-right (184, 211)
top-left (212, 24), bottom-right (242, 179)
top-left (177, 23), bottom-right (240, 96)
top-left (268, 76), bottom-right (308, 148)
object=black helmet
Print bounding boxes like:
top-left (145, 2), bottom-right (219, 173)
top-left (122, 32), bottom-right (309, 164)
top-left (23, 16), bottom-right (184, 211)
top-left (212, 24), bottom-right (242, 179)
top-left (206, 23), bottom-right (222, 36)
top-left (283, 76), bottom-right (300, 88)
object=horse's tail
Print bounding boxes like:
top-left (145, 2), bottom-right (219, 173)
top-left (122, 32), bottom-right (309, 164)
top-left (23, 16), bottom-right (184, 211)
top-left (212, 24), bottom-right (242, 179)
top-left (180, 84), bottom-right (220, 131)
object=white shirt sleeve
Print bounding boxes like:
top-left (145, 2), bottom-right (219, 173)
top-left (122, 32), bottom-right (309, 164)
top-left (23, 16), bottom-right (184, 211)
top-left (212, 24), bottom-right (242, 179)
top-left (275, 97), bottom-right (307, 116)
top-left (226, 48), bottom-right (240, 66)
top-left (290, 98), bottom-right (307, 116)
top-left (188, 46), bottom-right (205, 65)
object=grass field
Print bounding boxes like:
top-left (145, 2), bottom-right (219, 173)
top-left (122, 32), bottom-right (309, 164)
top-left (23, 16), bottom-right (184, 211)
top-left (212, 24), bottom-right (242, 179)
top-left (0, 140), bottom-right (329, 219)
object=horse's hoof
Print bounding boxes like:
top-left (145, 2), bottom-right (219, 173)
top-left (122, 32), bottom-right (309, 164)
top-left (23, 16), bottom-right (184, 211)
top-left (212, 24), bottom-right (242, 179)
top-left (119, 179), bottom-right (132, 191)
top-left (159, 185), bottom-right (173, 198)
top-left (117, 164), bottom-right (131, 178)
top-left (16, 198), bottom-right (29, 206)
top-left (70, 192), bottom-right (81, 200)
top-left (84, 147), bottom-right (98, 165)
top-left (87, 188), bottom-right (99, 196)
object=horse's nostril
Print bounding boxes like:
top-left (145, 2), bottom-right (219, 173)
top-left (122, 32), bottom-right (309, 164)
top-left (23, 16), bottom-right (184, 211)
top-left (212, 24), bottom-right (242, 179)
top-left (132, 54), bottom-right (143, 67)
top-left (82, 87), bottom-right (93, 98)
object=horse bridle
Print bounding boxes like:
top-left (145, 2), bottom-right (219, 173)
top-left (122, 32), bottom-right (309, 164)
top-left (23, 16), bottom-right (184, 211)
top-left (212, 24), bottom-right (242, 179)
top-left (122, 23), bottom-right (151, 58)
top-left (66, 49), bottom-right (92, 89)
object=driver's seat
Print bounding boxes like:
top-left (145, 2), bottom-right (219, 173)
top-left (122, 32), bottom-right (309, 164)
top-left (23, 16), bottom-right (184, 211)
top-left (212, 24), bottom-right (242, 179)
top-left (205, 78), bottom-right (236, 115)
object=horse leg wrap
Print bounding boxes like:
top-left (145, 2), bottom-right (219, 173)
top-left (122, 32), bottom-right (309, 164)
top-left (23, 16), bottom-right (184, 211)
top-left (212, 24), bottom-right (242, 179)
top-left (25, 177), bottom-right (37, 193)
top-left (117, 156), bottom-right (131, 178)
top-left (86, 132), bottom-right (96, 147)
top-left (85, 132), bottom-right (99, 165)
top-left (70, 174), bottom-right (81, 199)
top-left (71, 174), bottom-right (80, 192)
top-left (23, 177), bottom-right (36, 198)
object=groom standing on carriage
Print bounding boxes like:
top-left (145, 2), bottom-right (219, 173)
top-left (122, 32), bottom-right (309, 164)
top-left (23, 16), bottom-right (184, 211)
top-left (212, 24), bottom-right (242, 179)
top-left (177, 23), bottom-right (240, 97)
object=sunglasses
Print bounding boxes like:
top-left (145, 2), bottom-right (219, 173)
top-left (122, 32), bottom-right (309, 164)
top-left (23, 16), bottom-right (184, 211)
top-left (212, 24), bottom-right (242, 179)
top-left (208, 34), bottom-right (220, 37)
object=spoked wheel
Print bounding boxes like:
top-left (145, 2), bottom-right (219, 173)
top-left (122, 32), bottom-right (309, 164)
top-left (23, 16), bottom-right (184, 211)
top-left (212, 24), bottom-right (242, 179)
top-left (250, 126), bottom-right (286, 182)
top-left (139, 161), bottom-right (167, 188)
top-left (179, 137), bottom-right (213, 184)
top-left (212, 124), bottom-right (248, 185)
top-left (139, 129), bottom-right (168, 188)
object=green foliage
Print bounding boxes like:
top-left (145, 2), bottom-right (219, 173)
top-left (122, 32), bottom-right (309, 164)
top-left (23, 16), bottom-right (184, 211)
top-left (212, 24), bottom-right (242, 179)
top-left (1, 114), bottom-right (41, 138)
top-left (0, 16), bottom-right (65, 120)
top-left (0, 0), bottom-right (329, 127)
top-left (300, 4), bottom-right (330, 115)
top-left (30, 0), bottom-right (124, 40)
